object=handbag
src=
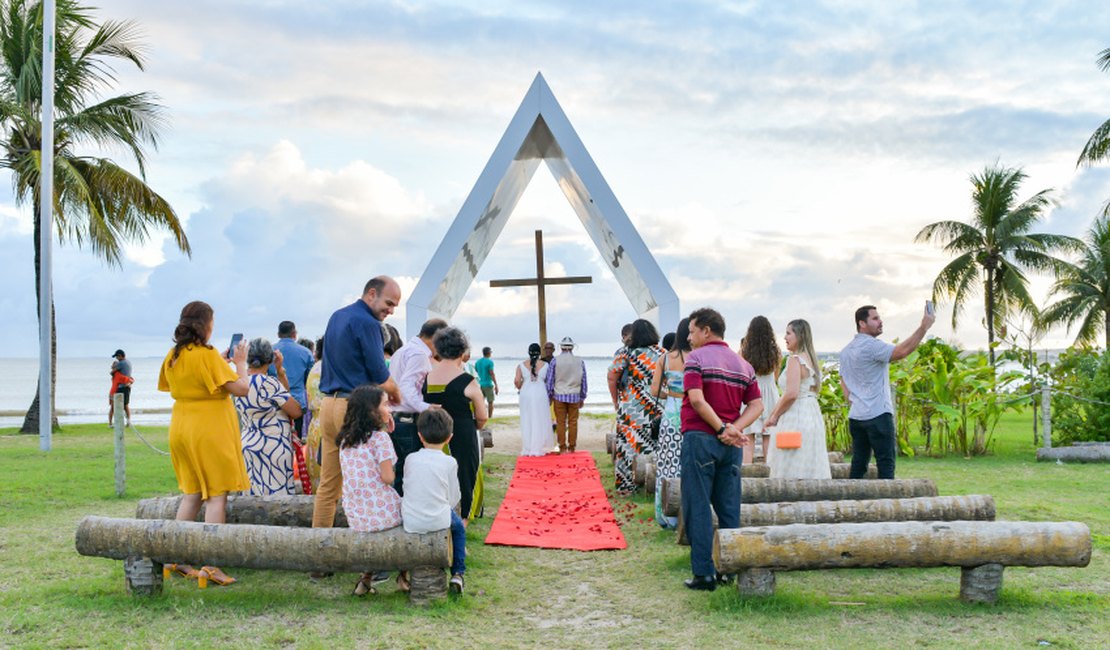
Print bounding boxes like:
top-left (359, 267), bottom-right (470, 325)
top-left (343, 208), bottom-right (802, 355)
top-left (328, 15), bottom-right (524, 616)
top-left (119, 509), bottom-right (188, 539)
top-left (775, 431), bottom-right (802, 449)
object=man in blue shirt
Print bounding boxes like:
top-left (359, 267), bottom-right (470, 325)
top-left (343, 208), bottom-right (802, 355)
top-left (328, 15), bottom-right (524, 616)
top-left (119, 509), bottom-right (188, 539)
top-left (270, 320), bottom-right (314, 435)
top-left (474, 347), bottom-right (499, 417)
top-left (312, 276), bottom-right (402, 533)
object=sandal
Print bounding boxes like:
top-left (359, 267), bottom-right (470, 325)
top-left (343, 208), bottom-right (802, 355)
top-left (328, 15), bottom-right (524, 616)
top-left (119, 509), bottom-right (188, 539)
top-left (164, 563), bottom-right (199, 579)
top-left (198, 566), bottom-right (236, 587)
top-left (449, 573), bottom-right (464, 594)
top-left (396, 571), bottom-right (411, 593)
top-left (353, 573), bottom-right (376, 597)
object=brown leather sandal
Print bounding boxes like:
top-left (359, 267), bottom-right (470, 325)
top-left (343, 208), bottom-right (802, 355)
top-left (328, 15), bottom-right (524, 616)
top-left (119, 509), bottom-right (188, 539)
top-left (199, 566), bottom-right (236, 586)
top-left (353, 573), bottom-right (376, 597)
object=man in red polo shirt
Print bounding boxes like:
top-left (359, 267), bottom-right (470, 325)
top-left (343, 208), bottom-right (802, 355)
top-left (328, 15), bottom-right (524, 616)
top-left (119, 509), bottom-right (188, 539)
top-left (680, 307), bottom-right (763, 591)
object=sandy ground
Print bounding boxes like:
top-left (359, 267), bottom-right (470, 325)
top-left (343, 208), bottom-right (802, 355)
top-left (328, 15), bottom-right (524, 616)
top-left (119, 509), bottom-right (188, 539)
top-left (484, 414), bottom-right (615, 455)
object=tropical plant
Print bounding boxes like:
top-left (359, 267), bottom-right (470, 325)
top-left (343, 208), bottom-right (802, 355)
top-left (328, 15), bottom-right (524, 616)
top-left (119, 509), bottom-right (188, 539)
top-left (1038, 215), bottom-right (1110, 349)
top-left (817, 363), bottom-right (850, 453)
top-left (915, 164), bottom-right (1080, 365)
top-left (1047, 347), bottom-right (1110, 445)
top-left (0, 0), bottom-right (189, 432)
top-left (1077, 47), bottom-right (1110, 177)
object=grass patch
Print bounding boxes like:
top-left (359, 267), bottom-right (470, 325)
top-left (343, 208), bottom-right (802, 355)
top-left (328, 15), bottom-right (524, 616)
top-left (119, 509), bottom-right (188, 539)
top-left (0, 411), bottom-right (1106, 648)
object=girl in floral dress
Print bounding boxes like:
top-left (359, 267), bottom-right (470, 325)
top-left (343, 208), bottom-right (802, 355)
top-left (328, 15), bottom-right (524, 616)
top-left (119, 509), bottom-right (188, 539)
top-left (338, 385), bottom-right (403, 596)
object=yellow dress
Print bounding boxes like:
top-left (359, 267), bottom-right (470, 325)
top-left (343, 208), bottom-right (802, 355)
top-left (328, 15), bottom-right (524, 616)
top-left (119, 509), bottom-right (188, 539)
top-left (158, 344), bottom-right (250, 499)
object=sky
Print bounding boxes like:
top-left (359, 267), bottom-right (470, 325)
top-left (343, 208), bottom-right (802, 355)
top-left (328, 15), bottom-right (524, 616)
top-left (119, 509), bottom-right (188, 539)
top-left (2, 0), bottom-right (1110, 360)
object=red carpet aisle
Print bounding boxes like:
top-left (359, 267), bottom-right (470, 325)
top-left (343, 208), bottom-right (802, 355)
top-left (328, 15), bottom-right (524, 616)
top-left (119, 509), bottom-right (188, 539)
top-left (484, 452), bottom-right (627, 551)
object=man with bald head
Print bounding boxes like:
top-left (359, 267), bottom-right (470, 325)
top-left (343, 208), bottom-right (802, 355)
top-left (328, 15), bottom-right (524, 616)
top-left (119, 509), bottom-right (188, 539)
top-left (312, 276), bottom-right (403, 537)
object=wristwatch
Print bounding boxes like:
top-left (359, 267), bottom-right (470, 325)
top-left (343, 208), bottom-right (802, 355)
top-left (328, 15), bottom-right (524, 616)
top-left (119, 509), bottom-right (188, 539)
top-left (716, 424), bottom-right (727, 436)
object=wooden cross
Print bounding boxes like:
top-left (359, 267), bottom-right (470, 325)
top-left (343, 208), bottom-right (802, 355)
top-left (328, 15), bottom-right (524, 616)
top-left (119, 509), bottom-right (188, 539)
top-left (489, 229), bottom-right (592, 345)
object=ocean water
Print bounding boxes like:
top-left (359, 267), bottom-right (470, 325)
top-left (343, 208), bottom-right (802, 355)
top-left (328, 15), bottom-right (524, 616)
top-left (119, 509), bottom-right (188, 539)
top-left (0, 356), bottom-right (619, 428)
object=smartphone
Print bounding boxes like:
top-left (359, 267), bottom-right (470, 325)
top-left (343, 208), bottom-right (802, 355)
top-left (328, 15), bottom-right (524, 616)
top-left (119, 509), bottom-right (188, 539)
top-left (925, 300), bottom-right (935, 316)
top-left (227, 332), bottom-right (244, 357)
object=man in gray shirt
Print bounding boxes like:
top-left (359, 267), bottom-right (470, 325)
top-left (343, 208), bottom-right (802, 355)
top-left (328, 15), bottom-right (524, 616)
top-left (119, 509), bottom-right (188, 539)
top-left (838, 305), bottom-right (934, 479)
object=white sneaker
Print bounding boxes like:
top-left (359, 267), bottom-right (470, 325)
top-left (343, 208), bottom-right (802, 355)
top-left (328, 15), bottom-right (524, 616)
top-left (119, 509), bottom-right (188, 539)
top-left (449, 573), bottom-right (464, 594)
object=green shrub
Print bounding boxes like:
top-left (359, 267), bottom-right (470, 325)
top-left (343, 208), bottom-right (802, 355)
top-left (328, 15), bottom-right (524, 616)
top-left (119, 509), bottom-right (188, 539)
top-left (1049, 348), bottom-right (1110, 444)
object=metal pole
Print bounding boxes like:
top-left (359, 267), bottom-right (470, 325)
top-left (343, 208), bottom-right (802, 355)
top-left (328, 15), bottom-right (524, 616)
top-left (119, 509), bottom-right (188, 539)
top-left (113, 393), bottom-right (125, 496)
top-left (39, 0), bottom-right (56, 452)
top-left (1041, 386), bottom-right (1051, 450)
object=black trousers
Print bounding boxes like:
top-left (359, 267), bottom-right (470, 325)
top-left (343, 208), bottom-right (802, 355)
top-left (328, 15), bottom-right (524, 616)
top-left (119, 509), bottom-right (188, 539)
top-left (390, 417), bottom-right (421, 496)
top-left (849, 413), bottom-right (896, 479)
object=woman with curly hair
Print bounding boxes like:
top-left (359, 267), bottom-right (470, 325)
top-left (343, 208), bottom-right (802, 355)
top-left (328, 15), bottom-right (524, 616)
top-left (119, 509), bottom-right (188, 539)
top-left (157, 300), bottom-right (251, 586)
top-left (235, 338), bottom-right (303, 495)
top-left (740, 315), bottom-right (782, 463)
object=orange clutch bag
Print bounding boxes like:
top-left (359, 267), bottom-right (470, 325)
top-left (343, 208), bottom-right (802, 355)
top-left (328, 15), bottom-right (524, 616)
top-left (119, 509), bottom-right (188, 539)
top-left (775, 431), bottom-right (802, 449)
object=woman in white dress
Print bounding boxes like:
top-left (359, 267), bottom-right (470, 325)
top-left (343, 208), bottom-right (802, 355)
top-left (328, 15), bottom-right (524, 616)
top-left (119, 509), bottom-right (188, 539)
top-left (763, 319), bottom-right (831, 479)
top-left (515, 343), bottom-right (554, 456)
top-left (739, 316), bottom-right (781, 464)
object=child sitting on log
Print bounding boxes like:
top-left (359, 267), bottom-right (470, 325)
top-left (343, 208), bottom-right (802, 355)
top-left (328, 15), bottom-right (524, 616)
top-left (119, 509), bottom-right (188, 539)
top-left (337, 385), bottom-right (402, 596)
top-left (401, 408), bottom-right (467, 594)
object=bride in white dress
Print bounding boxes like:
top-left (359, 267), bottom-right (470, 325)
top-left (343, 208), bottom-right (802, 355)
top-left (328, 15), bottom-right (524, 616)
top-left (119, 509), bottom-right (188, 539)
top-left (515, 343), bottom-right (554, 456)
top-left (763, 319), bottom-right (831, 479)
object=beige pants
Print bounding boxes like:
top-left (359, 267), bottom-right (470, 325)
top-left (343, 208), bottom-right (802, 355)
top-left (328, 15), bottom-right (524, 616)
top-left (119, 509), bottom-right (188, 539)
top-left (311, 396), bottom-right (348, 528)
top-left (553, 400), bottom-right (582, 450)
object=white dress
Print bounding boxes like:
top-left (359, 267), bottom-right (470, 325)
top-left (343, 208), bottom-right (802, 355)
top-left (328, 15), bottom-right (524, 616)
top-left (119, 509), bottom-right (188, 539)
top-left (744, 372), bottom-right (780, 457)
top-left (518, 361), bottom-right (554, 456)
top-left (767, 355), bottom-right (832, 479)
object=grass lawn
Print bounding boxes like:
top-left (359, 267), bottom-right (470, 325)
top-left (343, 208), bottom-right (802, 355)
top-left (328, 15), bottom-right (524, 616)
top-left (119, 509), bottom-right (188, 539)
top-left (0, 411), bottom-right (1106, 649)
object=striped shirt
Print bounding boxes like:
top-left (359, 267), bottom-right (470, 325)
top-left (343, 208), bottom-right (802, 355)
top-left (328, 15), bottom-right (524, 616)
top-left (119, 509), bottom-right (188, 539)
top-left (680, 341), bottom-right (761, 435)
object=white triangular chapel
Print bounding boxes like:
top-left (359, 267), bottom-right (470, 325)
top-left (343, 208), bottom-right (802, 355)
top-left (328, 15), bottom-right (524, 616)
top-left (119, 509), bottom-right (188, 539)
top-left (406, 73), bottom-right (680, 337)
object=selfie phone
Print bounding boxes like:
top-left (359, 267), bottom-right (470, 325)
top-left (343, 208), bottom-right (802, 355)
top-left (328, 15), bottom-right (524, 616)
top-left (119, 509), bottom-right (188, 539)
top-left (228, 332), bottom-right (244, 357)
top-left (925, 300), bottom-right (935, 316)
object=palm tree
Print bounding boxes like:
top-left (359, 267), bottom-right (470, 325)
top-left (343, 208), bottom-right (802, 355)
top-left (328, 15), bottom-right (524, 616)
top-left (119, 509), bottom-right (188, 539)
top-left (0, 0), bottom-right (190, 432)
top-left (1078, 47), bottom-right (1110, 174)
top-left (1038, 215), bottom-right (1110, 348)
top-left (915, 164), bottom-right (1080, 366)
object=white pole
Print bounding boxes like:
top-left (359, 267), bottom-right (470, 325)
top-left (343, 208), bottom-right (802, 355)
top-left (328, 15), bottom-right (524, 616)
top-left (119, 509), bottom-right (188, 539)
top-left (113, 393), bottom-right (125, 496)
top-left (39, 0), bottom-right (56, 452)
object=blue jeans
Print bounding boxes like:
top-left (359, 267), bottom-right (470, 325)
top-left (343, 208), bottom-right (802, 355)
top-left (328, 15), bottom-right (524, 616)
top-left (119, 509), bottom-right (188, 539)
top-left (680, 431), bottom-right (742, 577)
top-left (849, 413), bottom-right (896, 479)
top-left (450, 511), bottom-right (466, 576)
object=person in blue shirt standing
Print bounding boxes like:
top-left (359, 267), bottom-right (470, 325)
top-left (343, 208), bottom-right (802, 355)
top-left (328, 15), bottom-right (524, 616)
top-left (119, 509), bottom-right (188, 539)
top-left (311, 276), bottom-right (402, 535)
top-left (474, 347), bottom-right (499, 418)
top-left (270, 320), bottom-right (314, 436)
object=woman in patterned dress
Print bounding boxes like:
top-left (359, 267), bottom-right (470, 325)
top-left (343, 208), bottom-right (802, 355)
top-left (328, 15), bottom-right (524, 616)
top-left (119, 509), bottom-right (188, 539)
top-left (235, 338), bottom-right (303, 495)
top-left (337, 385), bottom-right (402, 596)
top-left (607, 319), bottom-right (664, 495)
top-left (649, 317), bottom-right (691, 528)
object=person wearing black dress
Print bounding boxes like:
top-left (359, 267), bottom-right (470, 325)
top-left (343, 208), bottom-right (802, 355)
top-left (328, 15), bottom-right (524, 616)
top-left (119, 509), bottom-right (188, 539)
top-left (422, 327), bottom-right (489, 523)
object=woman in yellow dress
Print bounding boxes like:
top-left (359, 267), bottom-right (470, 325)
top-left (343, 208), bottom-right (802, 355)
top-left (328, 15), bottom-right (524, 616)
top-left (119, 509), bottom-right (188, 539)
top-left (157, 300), bottom-right (251, 586)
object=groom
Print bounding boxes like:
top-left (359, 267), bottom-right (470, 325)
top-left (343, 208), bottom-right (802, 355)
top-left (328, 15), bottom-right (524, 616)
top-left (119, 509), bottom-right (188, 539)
top-left (545, 337), bottom-right (588, 453)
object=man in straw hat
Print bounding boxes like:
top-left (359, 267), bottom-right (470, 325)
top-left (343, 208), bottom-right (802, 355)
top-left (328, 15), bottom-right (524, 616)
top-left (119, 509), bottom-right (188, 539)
top-left (545, 336), bottom-right (588, 453)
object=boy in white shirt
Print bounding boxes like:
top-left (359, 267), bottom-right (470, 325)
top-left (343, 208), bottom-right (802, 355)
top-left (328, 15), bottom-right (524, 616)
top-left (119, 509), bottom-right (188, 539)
top-left (402, 408), bottom-right (467, 593)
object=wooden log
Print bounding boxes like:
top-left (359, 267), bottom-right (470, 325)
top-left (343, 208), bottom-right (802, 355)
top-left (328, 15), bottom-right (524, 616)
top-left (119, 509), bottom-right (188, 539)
top-left (661, 478), bottom-right (938, 517)
top-left (676, 495), bottom-right (996, 545)
top-left (76, 516), bottom-right (451, 603)
top-left (1036, 446), bottom-right (1110, 463)
top-left (828, 451), bottom-right (844, 464)
top-left (714, 521), bottom-right (1092, 573)
top-left (606, 432), bottom-right (615, 455)
top-left (631, 453), bottom-right (655, 487)
top-left (137, 495), bottom-right (347, 528)
top-left (481, 429), bottom-right (493, 449)
top-left (645, 459), bottom-right (656, 495)
top-left (742, 464), bottom-right (771, 478)
top-left (830, 463), bottom-right (877, 479)
top-left (124, 556), bottom-right (163, 596)
top-left (960, 563), bottom-right (1005, 604)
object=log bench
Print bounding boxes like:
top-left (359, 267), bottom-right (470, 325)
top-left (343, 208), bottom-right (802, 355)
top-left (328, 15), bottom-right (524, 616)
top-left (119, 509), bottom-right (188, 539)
top-left (713, 520), bottom-right (1092, 603)
top-left (631, 456), bottom-right (877, 490)
top-left (673, 494), bottom-right (995, 545)
top-left (75, 516), bottom-right (452, 605)
top-left (661, 477), bottom-right (938, 518)
top-left (137, 495), bottom-right (344, 527)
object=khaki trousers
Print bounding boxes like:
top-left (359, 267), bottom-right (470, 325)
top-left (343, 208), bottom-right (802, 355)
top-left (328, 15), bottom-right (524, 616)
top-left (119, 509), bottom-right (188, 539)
top-left (311, 396), bottom-right (348, 528)
top-left (553, 400), bottom-right (582, 450)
